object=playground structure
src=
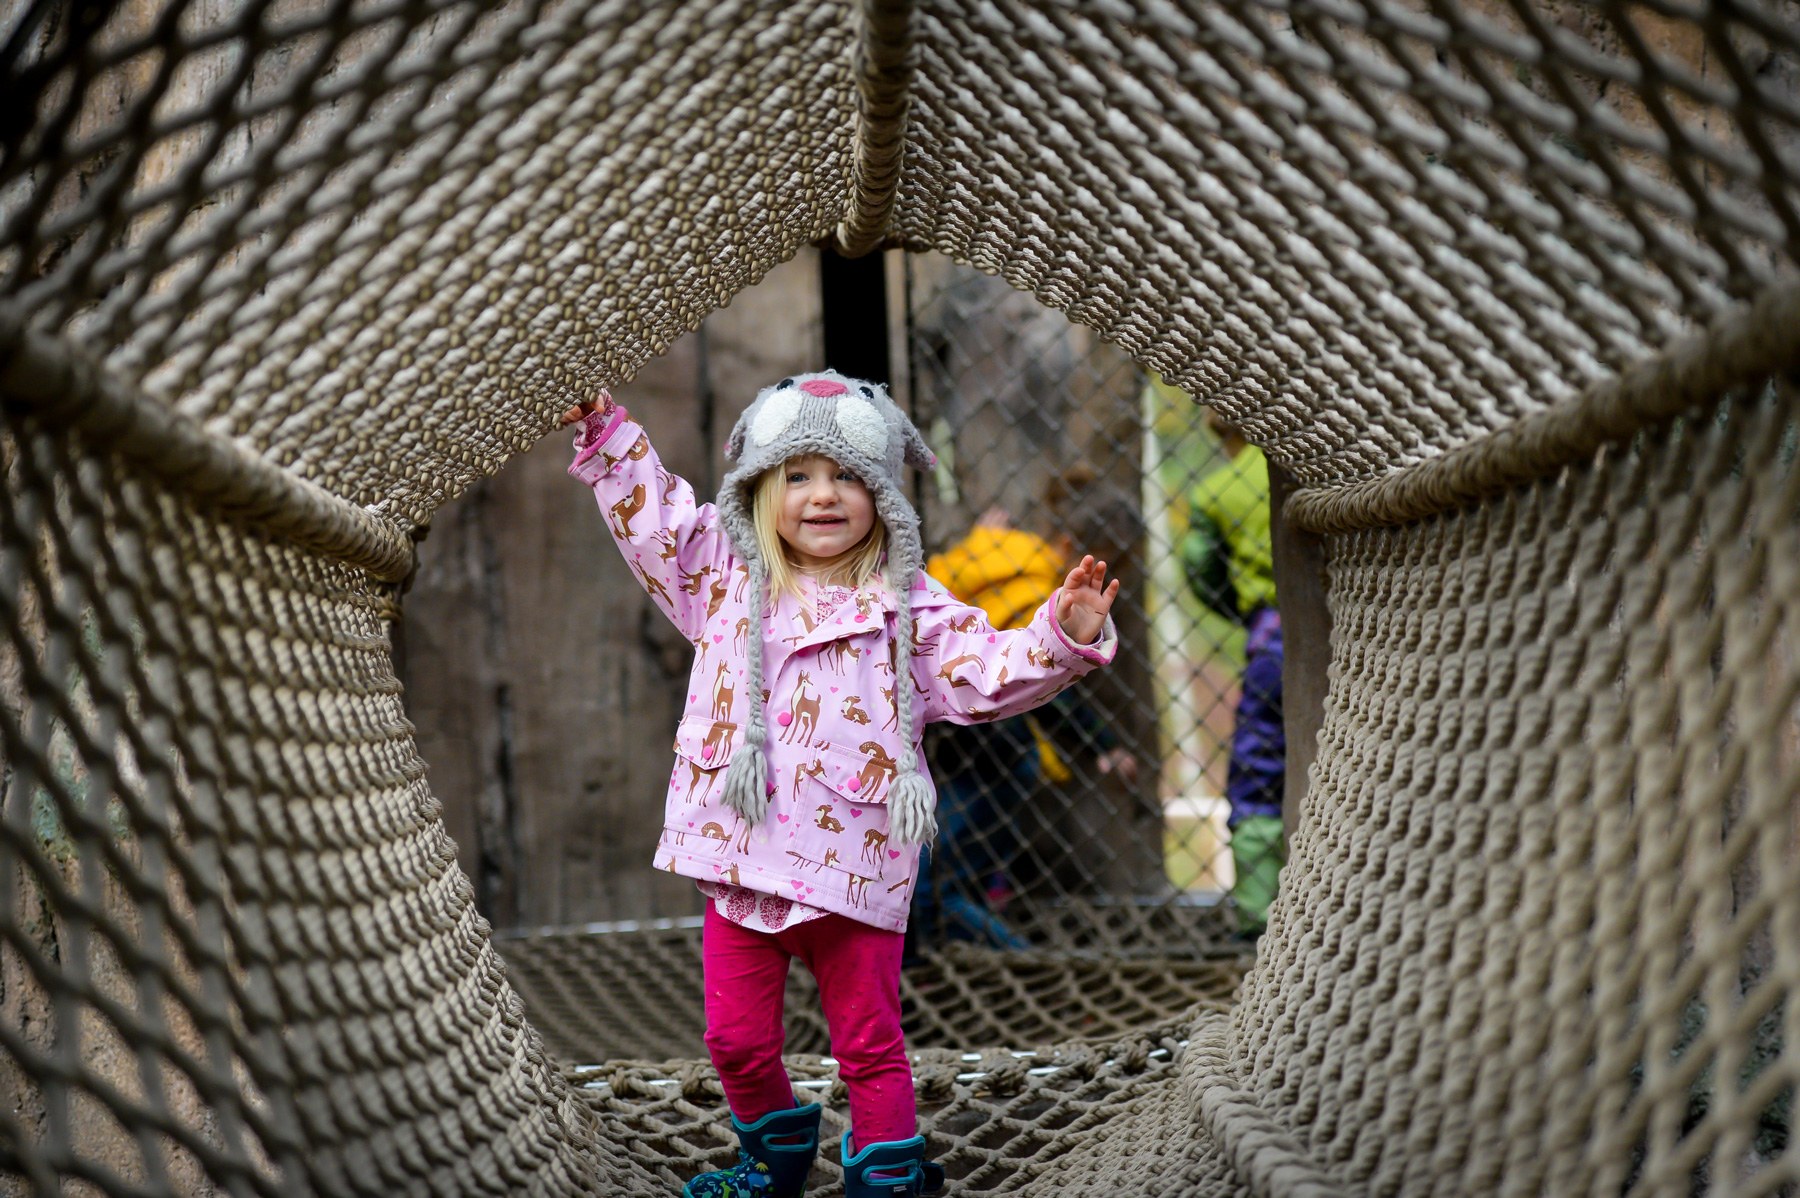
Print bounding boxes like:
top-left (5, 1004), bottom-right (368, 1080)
top-left (1, 0), bottom-right (1797, 1194)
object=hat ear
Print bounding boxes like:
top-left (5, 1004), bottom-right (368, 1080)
top-left (848, 379), bottom-right (933, 468)
top-left (725, 412), bottom-right (749, 461)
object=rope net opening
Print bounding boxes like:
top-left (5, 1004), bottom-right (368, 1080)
top-left (2, 0), bottom-right (1797, 1193)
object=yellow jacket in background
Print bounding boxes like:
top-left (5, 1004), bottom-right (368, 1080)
top-left (927, 526), bottom-right (1066, 632)
top-left (927, 524), bottom-right (1076, 782)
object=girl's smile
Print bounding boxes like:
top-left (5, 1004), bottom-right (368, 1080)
top-left (776, 455), bottom-right (876, 571)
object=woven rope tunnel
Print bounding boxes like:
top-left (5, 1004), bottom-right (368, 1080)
top-left (2, 0), bottom-right (1798, 1194)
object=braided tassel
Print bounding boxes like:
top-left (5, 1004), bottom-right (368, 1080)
top-left (886, 768), bottom-right (937, 846)
top-left (720, 748), bottom-right (770, 825)
top-left (721, 559), bottom-right (771, 825)
top-left (885, 603), bottom-right (937, 846)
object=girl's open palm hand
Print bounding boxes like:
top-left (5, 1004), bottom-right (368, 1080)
top-left (1056, 555), bottom-right (1120, 645)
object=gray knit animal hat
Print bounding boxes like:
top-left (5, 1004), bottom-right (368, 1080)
top-left (714, 370), bottom-right (939, 845)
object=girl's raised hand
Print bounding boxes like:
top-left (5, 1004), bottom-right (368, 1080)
top-left (559, 390), bottom-right (615, 428)
top-left (1056, 555), bottom-right (1120, 645)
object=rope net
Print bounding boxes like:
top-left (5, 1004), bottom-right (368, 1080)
top-left (1, 0), bottom-right (1796, 1194)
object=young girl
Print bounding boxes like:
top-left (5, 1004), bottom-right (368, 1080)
top-left (564, 371), bottom-right (1119, 1198)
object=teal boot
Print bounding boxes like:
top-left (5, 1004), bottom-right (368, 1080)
top-left (683, 1102), bottom-right (822, 1198)
top-left (839, 1131), bottom-right (946, 1198)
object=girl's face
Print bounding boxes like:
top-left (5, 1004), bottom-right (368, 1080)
top-left (775, 455), bottom-right (876, 571)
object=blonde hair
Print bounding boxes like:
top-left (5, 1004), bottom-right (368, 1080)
top-left (752, 460), bottom-right (889, 597)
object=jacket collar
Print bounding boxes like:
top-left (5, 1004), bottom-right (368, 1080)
top-left (761, 574), bottom-right (900, 671)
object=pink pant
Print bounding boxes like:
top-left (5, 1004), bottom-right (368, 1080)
top-left (702, 905), bottom-right (915, 1146)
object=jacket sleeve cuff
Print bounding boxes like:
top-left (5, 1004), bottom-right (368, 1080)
top-left (1048, 595), bottom-right (1118, 665)
top-left (569, 406), bottom-right (632, 476)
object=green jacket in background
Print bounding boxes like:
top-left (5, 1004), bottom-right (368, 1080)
top-left (1185, 446), bottom-right (1277, 620)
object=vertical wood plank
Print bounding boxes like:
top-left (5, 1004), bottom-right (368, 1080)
top-left (497, 342), bottom-right (710, 928)
top-left (1268, 463), bottom-right (1331, 844)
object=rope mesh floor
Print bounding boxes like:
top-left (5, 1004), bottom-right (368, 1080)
top-left (502, 927), bottom-right (1252, 1195)
top-left (498, 924), bottom-right (1253, 1063)
top-left (2, 0), bottom-right (1798, 1193)
top-left (566, 1013), bottom-right (1243, 1197)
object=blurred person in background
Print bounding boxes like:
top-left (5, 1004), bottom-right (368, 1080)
top-left (911, 468), bottom-right (1138, 952)
top-left (1184, 407), bottom-right (1283, 937)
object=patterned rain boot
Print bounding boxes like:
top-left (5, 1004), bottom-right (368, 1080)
top-left (839, 1131), bottom-right (947, 1198)
top-left (683, 1102), bottom-right (822, 1198)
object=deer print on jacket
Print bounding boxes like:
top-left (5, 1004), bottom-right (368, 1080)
top-left (633, 561), bottom-right (671, 605)
top-left (857, 741), bottom-right (898, 799)
top-left (787, 849), bottom-right (839, 874)
top-left (935, 652), bottom-right (988, 688)
top-left (846, 873), bottom-right (871, 909)
top-left (711, 663), bottom-right (735, 720)
top-left (683, 759), bottom-right (718, 806)
top-left (573, 410), bottom-right (1117, 934)
top-left (602, 432), bottom-right (651, 473)
top-left (820, 639), bottom-right (863, 673)
top-left (792, 758), bottom-right (826, 798)
top-left (782, 672), bottom-right (821, 746)
top-left (703, 719), bottom-right (737, 764)
top-left (610, 484), bottom-right (647, 538)
top-left (625, 432), bottom-right (651, 462)
top-left (678, 564), bottom-right (713, 595)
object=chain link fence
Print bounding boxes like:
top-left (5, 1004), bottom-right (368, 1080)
top-left (900, 256), bottom-right (1275, 956)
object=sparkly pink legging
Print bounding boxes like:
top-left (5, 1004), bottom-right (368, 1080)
top-left (702, 905), bottom-right (915, 1147)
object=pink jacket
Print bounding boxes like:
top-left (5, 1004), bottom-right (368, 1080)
top-left (572, 412), bottom-right (1116, 931)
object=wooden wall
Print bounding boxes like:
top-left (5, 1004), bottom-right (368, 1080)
top-left (396, 252), bottom-right (824, 930)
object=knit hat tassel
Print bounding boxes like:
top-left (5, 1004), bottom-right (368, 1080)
top-left (886, 768), bottom-right (937, 846)
top-left (720, 747), bottom-right (770, 826)
top-left (885, 603), bottom-right (936, 846)
top-left (721, 557), bottom-right (772, 827)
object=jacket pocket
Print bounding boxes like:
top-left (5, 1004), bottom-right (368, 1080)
top-left (668, 714), bottom-right (742, 815)
top-left (790, 742), bottom-right (899, 881)
top-left (811, 739), bottom-right (901, 805)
